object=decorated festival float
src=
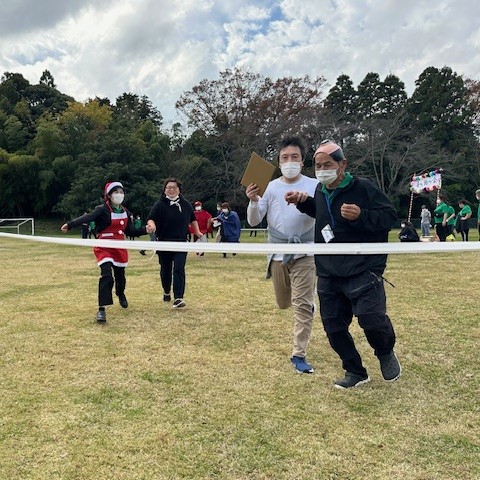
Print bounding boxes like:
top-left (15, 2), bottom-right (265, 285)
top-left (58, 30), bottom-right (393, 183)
top-left (409, 169), bottom-right (443, 241)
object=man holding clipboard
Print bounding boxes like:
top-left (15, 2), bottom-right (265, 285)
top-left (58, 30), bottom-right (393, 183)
top-left (244, 137), bottom-right (319, 374)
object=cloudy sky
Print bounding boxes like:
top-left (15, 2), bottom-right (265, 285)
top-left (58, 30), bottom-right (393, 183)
top-left (1, 0), bottom-right (479, 128)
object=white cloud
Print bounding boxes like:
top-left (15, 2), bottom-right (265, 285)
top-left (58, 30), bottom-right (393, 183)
top-left (1, 0), bottom-right (480, 127)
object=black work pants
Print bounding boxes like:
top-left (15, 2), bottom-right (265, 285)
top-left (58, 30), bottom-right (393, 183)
top-left (317, 270), bottom-right (396, 377)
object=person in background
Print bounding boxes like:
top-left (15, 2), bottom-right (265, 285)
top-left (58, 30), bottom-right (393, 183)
top-left (476, 189), bottom-right (480, 238)
top-left (445, 202), bottom-right (456, 239)
top-left (215, 202), bottom-right (241, 258)
top-left (211, 203), bottom-right (223, 240)
top-left (146, 178), bottom-right (204, 309)
top-left (81, 213), bottom-right (89, 239)
top-left (433, 194), bottom-right (450, 241)
top-left (134, 215), bottom-right (142, 230)
top-left (420, 205), bottom-right (431, 237)
top-left (127, 214), bottom-right (136, 240)
top-left (246, 135), bottom-right (318, 374)
top-left (398, 220), bottom-right (420, 242)
top-left (88, 220), bottom-right (97, 239)
top-left (190, 201), bottom-right (212, 242)
top-left (61, 182), bottom-right (147, 323)
top-left (456, 199), bottom-right (472, 241)
top-left (285, 139), bottom-right (400, 389)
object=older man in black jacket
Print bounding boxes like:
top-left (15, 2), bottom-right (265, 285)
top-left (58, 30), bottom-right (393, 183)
top-left (285, 140), bottom-right (401, 389)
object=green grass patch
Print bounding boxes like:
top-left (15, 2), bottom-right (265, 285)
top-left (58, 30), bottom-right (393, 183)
top-left (0, 233), bottom-right (479, 479)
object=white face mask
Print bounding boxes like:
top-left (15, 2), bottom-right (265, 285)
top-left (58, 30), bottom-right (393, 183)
top-left (436, 199), bottom-right (442, 205)
top-left (280, 162), bottom-right (302, 179)
top-left (111, 193), bottom-right (124, 205)
top-left (222, 209), bottom-right (229, 214)
top-left (195, 206), bottom-right (201, 211)
top-left (316, 169), bottom-right (338, 185)
top-left (401, 223), bottom-right (406, 228)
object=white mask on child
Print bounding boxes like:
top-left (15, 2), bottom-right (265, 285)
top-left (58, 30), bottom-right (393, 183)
top-left (111, 193), bottom-right (124, 205)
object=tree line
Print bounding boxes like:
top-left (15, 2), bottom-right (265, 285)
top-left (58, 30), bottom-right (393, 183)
top-left (1, 66), bottom-right (479, 221)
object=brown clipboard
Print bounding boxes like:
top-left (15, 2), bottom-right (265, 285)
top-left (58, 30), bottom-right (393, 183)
top-left (240, 152), bottom-right (276, 197)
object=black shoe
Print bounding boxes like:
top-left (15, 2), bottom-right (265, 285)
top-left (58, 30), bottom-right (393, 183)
top-left (96, 309), bottom-right (106, 323)
top-left (163, 293), bottom-right (171, 302)
top-left (378, 351), bottom-right (402, 382)
top-left (139, 250), bottom-right (146, 256)
top-left (118, 294), bottom-right (128, 308)
top-left (172, 298), bottom-right (186, 308)
top-left (334, 373), bottom-right (370, 389)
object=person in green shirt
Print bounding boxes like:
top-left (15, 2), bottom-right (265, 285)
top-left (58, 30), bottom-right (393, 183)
top-left (476, 189), bottom-right (480, 238)
top-left (88, 220), bottom-right (96, 239)
top-left (433, 194), bottom-right (450, 241)
top-left (445, 203), bottom-right (456, 239)
top-left (456, 199), bottom-right (472, 241)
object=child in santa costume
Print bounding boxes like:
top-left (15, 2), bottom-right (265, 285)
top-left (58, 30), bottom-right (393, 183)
top-left (61, 181), bottom-right (147, 323)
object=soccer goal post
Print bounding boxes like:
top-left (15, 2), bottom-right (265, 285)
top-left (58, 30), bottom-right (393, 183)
top-left (0, 218), bottom-right (35, 235)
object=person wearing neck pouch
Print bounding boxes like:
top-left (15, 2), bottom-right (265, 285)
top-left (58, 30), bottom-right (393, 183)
top-left (146, 178), bottom-right (203, 309)
top-left (214, 202), bottom-right (241, 258)
top-left (246, 135), bottom-right (318, 374)
top-left (61, 181), bottom-right (147, 323)
top-left (285, 139), bottom-right (401, 390)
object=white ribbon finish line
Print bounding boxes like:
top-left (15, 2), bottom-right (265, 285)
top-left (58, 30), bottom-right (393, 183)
top-left (1, 232), bottom-right (480, 255)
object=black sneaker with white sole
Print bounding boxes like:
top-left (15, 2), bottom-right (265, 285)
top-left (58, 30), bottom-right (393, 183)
top-left (334, 373), bottom-right (370, 389)
top-left (172, 298), bottom-right (186, 308)
top-left (378, 351), bottom-right (402, 382)
top-left (96, 309), bottom-right (107, 323)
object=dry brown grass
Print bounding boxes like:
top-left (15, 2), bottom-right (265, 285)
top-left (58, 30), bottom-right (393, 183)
top-left (0, 233), bottom-right (479, 479)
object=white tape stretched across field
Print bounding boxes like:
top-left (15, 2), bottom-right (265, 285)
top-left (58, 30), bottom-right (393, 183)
top-left (1, 232), bottom-right (480, 255)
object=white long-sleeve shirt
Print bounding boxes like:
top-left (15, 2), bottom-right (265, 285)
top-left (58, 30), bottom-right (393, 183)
top-left (247, 174), bottom-right (319, 261)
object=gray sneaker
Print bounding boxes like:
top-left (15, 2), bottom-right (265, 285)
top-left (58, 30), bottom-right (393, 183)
top-left (378, 351), bottom-right (401, 382)
top-left (334, 373), bottom-right (370, 389)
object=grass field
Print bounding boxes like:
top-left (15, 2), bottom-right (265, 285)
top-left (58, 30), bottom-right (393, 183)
top-left (0, 229), bottom-right (479, 479)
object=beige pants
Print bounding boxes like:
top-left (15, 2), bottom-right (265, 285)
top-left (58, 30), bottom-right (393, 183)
top-left (270, 256), bottom-right (316, 358)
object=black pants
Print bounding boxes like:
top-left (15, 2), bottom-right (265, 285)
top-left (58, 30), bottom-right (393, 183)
top-left (317, 271), bottom-right (396, 377)
top-left (460, 228), bottom-right (469, 241)
top-left (98, 262), bottom-right (126, 307)
top-left (435, 224), bottom-right (447, 241)
top-left (158, 251), bottom-right (188, 299)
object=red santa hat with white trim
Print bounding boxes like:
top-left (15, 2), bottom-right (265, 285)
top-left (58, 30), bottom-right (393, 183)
top-left (104, 181), bottom-right (124, 199)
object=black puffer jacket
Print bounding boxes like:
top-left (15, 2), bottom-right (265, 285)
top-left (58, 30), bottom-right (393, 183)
top-left (297, 176), bottom-right (397, 278)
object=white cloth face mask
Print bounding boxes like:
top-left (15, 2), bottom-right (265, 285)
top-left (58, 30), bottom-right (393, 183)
top-left (316, 169), bottom-right (338, 185)
top-left (111, 193), bottom-right (124, 205)
top-left (280, 162), bottom-right (302, 179)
